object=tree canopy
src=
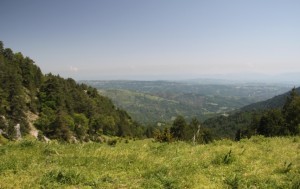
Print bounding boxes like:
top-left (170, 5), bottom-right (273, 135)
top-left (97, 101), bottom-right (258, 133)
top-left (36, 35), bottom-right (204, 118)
top-left (0, 41), bottom-right (145, 141)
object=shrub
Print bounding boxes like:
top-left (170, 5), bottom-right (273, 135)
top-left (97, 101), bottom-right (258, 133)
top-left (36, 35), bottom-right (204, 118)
top-left (212, 149), bottom-right (235, 165)
top-left (0, 135), bottom-right (9, 145)
top-left (43, 147), bottom-right (59, 156)
top-left (107, 139), bottom-right (117, 146)
top-left (225, 175), bottom-right (240, 189)
top-left (41, 169), bottom-right (85, 186)
top-left (19, 140), bottom-right (35, 148)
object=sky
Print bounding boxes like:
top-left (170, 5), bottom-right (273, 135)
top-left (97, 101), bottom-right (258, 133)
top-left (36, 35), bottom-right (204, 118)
top-left (0, 0), bottom-right (300, 80)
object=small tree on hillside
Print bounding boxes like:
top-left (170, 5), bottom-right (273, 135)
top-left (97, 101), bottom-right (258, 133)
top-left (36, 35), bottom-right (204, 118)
top-left (257, 109), bottom-right (285, 137)
top-left (170, 115), bottom-right (187, 140)
top-left (153, 127), bottom-right (173, 142)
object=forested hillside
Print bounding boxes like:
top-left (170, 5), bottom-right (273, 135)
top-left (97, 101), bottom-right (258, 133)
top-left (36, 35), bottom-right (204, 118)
top-left (204, 88), bottom-right (300, 139)
top-left (241, 87), bottom-right (300, 111)
top-left (0, 42), bottom-right (144, 142)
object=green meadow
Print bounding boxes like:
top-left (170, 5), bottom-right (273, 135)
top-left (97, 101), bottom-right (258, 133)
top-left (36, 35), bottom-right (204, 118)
top-left (0, 136), bottom-right (299, 189)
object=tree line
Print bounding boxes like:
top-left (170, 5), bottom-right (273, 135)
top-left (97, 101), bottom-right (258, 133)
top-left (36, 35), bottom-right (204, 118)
top-left (145, 116), bottom-right (213, 144)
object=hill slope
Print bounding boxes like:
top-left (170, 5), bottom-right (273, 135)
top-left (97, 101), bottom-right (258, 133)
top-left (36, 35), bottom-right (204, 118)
top-left (204, 87), bottom-right (300, 139)
top-left (0, 41), bottom-right (143, 141)
top-left (0, 136), bottom-right (299, 188)
top-left (242, 87), bottom-right (300, 111)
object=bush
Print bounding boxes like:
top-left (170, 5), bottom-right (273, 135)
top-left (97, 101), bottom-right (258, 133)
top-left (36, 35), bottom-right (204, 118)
top-left (0, 135), bottom-right (9, 145)
top-left (43, 147), bottom-right (59, 156)
top-left (19, 140), bottom-right (36, 148)
top-left (107, 139), bottom-right (117, 146)
top-left (212, 149), bottom-right (235, 165)
top-left (41, 169), bottom-right (86, 186)
top-left (225, 175), bottom-right (240, 189)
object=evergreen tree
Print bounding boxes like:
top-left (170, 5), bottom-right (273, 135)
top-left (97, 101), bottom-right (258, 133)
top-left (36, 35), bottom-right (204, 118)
top-left (49, 110), bottom-right (73, 141)
top-left (73, 113), bottom-right (89, 140)
top-left (170, 115), bottom-right (187, 140)
top-left (0, 41), bottom-right (3, 54)
top-left (282, 88), bottom-right (300, 135)
top-left (3, 48), bottom-right (13, 61)
top-left (257, 109), bottom-right (284, 136)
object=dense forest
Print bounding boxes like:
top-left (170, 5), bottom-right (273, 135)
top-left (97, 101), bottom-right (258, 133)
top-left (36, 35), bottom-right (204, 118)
top-left (0, 41), bottom-right (144, 142)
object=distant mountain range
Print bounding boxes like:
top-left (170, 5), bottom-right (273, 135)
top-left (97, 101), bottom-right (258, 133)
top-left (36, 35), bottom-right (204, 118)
top-left (185, 73), bottom-right (300, 86)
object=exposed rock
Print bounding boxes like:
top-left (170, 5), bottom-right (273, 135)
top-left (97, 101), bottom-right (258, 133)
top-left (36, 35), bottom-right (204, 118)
top-left (25, 111), bottom-right (39, 138)
top-left (14, 123), bottom-right (22, 140)
top-left (0, 115), bottom-right (9, 128)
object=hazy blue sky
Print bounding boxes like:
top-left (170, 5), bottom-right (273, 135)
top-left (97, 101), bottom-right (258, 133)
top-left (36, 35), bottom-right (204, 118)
top-left (1, 0), bottom-right (299, 80)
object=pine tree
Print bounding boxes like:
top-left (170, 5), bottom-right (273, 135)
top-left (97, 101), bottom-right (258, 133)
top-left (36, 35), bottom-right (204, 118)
top-left (282, 88), bottom-right (300, 135)
top-left (170, 115), bottom-right (187, 140)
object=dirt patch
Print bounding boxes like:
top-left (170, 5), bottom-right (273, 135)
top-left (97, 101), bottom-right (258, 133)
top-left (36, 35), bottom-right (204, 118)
top-left (25, 112), bottom-right (39, 138)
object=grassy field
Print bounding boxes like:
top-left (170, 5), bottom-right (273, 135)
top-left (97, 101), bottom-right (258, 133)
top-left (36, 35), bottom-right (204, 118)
top-left (0, 136), bottom-right (299, 189)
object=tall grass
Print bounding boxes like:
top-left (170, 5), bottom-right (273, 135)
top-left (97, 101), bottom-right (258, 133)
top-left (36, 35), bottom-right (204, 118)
top-left (0, 136), bottom-right (299, 188)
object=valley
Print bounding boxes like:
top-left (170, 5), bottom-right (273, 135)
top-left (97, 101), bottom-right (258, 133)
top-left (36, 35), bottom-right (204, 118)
top-left (82, 80), bottom-right (291, 124)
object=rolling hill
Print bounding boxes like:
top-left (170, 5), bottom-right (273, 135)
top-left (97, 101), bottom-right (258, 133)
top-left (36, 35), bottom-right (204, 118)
top-left (242, 87), bottom-right (300, 111)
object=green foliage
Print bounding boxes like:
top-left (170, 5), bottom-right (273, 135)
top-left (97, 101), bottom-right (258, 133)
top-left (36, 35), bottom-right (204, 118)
top-left (48, 111), bottom-right (73, 141)
top-left (212, 149), bottom-right (235, 165)
top-left (154, 127), bottom-right (173, 142)
top-left (170, 115), bottom-right (188, 140)
top-left (168, 116), bottom-right (213, 143)
top-left (107, 138), bottom-right (117, 146)
top-left (282, 88), bottom-right (300, 135)
top-left (0, 42), bottom-right (145, 142)
top-left (150, 116), bottom-right (213, 143)
top-left (207, 87), bottom-right (300, 140)
top-left (247, 88), bottom-right (300, 137)
top-left (292, 178), bottom-right (300, 189)
top-left (257, 109), bottom-right (285, 136)
top-left (204, 111), bottom-right (254, 139)
top-left (224, 174), bottom-right (240, 189)
top-left (243, 87), bottom-right (300, 111)
top-left (0, 134), bottom-right (8, 145)
top-left (223, 149), bottom-right (234, 164)
top-left (73, 113), bottom-right (88, 140)
top-left (40, 169), bottom-right (87, 186)
top-left (0, 41), bottom-right (3, 54)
